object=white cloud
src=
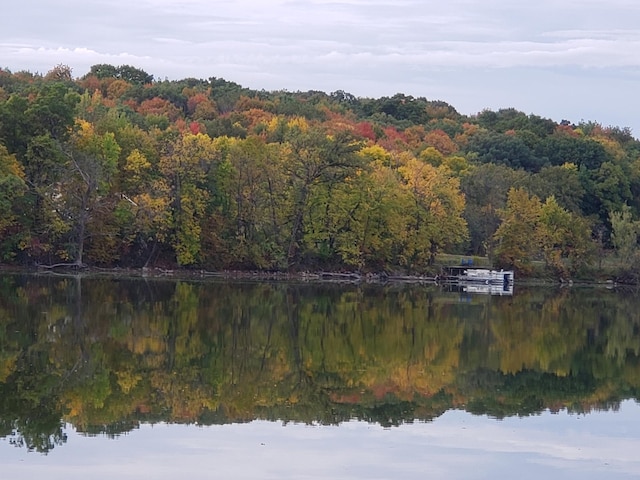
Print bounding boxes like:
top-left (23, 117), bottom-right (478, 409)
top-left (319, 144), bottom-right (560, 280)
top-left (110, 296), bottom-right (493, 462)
top-left (2, 0), bottom-right (640, 134)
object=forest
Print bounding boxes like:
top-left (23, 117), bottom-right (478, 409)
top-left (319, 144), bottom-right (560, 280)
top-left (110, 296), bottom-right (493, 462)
top-left (1, 63), bottom-right (640, 279)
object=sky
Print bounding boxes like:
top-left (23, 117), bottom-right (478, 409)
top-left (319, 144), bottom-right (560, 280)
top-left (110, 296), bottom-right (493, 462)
top-left (3, 403), bottom-right (640, 479)
top-left (2, 0), bottom-right (640, 136)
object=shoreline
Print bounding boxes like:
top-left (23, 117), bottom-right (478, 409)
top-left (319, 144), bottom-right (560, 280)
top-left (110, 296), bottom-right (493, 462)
top-left (0, 264), bottom-right (627, 288)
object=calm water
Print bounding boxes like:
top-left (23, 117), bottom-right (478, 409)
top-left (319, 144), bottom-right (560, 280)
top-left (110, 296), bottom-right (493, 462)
top-left (1, 273), bottom-right (639, 478)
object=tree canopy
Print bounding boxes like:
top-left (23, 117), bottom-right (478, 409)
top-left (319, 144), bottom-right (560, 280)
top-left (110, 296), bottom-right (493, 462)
top-left (1, 64), bottom-right (639, 277)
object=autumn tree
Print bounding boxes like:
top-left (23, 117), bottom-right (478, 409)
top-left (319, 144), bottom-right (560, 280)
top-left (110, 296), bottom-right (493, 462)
top-left (283, 124), bottom-right (362, 267)
top-left (317, 146), bottom-right (410, 269)
top-left (60, 120), bottom-right (121, 265)
top-left (137, 97), bottom-right (182, 123)
top-left (195, 135), bottom-right (290, 269)
top-left (423, 129), bottom-right (458, 155)
top-left (160, 133), bottom-right (222, 265)
top-left (493, 188), bottom-right (542, 274)
top-left (44, 64), bottom-right (73, 83)
top-left (186, 92), bottom-right (218, 121)
top-left (398, 154), bottom-right (468, 269)
top-left (0, 145), bottom-right (28, 259)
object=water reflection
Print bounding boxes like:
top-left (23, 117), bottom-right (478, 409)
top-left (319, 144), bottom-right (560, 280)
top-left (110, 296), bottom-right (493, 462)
top-left (0, 274), bottom-right (639, 454)
top-left (3, 404), bottom-right (640, 479)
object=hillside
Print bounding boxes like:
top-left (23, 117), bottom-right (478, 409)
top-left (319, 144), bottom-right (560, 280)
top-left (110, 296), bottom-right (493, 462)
top-left (1, 63), bottom-right (640, 279)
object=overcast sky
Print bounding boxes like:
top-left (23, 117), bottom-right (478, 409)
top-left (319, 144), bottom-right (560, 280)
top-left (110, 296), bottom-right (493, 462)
top-left (2, 0), bottom-right (640, 136)
top-left (3, 403), bottom-right (640, 479)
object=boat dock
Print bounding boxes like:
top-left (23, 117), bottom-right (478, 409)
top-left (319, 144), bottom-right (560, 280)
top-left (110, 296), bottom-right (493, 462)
top-left (441, 266), bottom-right (514, 288)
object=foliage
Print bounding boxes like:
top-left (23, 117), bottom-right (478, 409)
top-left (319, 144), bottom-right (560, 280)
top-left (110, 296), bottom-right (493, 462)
top-left (493, 188), bottom-right (542, 274)
top-left (0, 65), bottom-right (639, 274)
top-left (0, 146), bottom-right (27, 259)
top-left (88, 64), bottom-right (154, 85)
top-left (610, 205), bottom-right (639, 266)
top-left (538, 196), bottom-right (595, 277)
top-left (398, 156), bottom-right (468, 268)
top-left (461, 164), bottom-right (528, 256)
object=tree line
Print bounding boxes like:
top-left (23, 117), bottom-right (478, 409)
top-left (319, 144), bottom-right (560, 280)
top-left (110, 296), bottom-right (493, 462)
top-left (1, 64), bottom-right (640, 277)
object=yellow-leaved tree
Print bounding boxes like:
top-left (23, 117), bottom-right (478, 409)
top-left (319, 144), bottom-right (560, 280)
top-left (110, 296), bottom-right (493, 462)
top-left (308, 144), bottom-right (411, 270)
top-left (160, 133), bottom-right (219, 265)
top-left (0, 145), bottom-right (27, 259)
top-left (397, 154), bottom-right (468, 270)
top-left (493, 188), bottom-right (542, 274)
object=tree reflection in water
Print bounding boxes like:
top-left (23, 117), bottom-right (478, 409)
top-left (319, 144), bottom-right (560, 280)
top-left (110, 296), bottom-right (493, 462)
top-left (0, 274), bottom-right (638, 452)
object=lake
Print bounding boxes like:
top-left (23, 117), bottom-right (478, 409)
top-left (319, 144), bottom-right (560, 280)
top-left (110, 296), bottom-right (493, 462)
top-left (1, 273), bottom-right (639, 479)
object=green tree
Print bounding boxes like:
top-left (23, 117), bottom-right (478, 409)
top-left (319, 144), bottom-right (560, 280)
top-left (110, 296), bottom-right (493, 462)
top-left (465, 131), bottom-right (545, 172)
top-left (593, 161), bottom-right (633, 217)
top-left (61, 120), bottom-right (121, 265)
top-left (539, 196), bottom-right (594, 277)
top-left (226, 137), bottom-right (289, 268)
top-left (527, 163), bottom-right (585, 214)
top-left (461, 163), bottom-right (529, 256)
top-left (88, 64), bottom-right (153, 85)
top-left (536, 133), bottom-right (610, 169)
top-left (304, 145), bottom-right (412, 270)
top-left (283, 124), bottom-right (362, 267)
top-left (0, 84), bottom-right (78, 161)
top-left (610, 204), bottom-right (639, 266)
